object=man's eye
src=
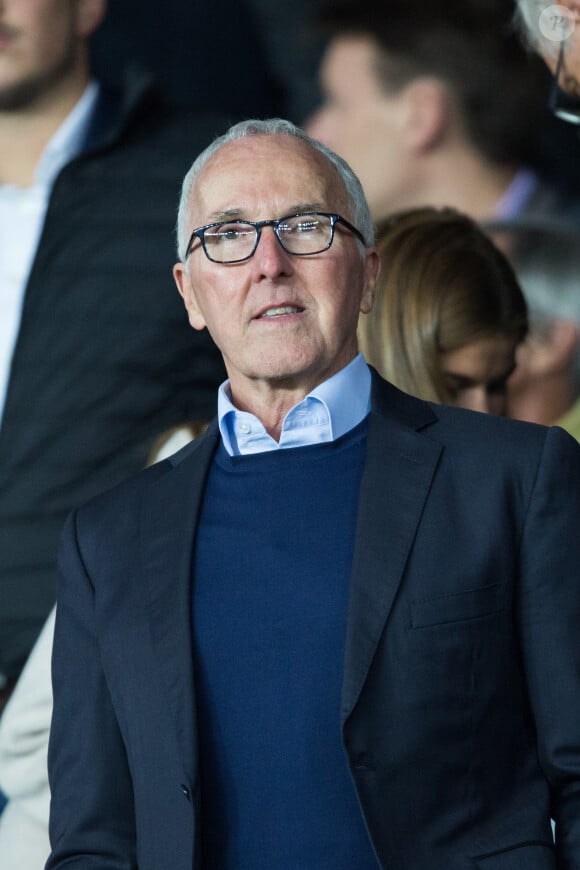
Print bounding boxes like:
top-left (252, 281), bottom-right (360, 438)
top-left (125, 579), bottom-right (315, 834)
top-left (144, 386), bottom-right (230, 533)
top-left (282, 219), bottom-right (322, 236)
top-left (296, 220), bottom-right (320, 233)
top-left (207, 225), bottom-right (252, 244)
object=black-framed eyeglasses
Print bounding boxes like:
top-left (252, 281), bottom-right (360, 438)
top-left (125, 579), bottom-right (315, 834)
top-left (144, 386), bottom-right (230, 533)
top-left (549, 41), bottom-right (580, 125)
top-left (184, 212), bottom-right (366, 264)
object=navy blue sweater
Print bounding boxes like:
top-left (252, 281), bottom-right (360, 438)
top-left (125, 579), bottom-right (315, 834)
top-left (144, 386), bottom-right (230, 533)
top-left (192, 421), bottom-right (379, 868)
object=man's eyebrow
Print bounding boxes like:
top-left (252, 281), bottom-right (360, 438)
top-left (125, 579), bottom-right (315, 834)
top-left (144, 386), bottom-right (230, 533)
top-left (207, 208), bottom-right (246, 222)
top-left (206, 203), bottom-right (328, 223)
top-left (285, 202), bottom-right (327, 215)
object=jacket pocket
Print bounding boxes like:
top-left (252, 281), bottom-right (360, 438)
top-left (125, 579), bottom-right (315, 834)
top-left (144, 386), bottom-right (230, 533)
top-left (472, 841), bottom-right (555, 869)
top-left (411, 583), bottom-right (506, 628)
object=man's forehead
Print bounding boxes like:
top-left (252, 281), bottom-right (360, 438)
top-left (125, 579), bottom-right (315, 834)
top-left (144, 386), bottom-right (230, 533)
top-left (198, 136), bottom-right (332, 190)
top-left (191, 135), bottom-right (348, 220)
top-left (207, 133), bottom-right (319, 166)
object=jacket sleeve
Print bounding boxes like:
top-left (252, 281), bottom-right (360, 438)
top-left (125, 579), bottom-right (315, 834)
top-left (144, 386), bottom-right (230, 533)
top-left (516, 425), bottom-right (580, 870)
top-left (46, 511), bottom-right (137, 870)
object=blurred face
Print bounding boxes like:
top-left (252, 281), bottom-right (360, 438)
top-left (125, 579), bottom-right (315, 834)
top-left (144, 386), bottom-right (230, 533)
top-left (540, 0), bottom-right (580, 96)
top-left (306, 35), bottom-right (412, 221)
top-left (173, 135), bottom-right (378, 402)
top-left (0, 0), bottom-right (100, 110)
top-left (439, 335), bottom-right (519, 416)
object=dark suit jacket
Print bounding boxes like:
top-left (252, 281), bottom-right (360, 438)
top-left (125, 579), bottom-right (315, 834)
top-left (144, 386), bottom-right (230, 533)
top-left (47, 373), bottom-right (580, 870)
top-left (0, 70), bottom-right (226, 680)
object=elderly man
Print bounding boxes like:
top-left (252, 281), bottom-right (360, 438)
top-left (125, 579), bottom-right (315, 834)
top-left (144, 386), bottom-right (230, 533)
top-left (47, 119), bottom-right (580, 870)
top-left (516, 0), bottom-right (580, 100)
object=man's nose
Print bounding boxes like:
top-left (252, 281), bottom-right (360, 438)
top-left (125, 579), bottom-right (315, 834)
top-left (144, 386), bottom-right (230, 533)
top-left (252, 226), bottom-right (293, 278)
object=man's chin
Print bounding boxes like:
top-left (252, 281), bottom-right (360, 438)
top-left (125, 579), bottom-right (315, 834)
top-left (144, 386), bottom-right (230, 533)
top-left (0, 53), bottom-right (77, 111)
top-left (231, 356), bottom-right (324, 393)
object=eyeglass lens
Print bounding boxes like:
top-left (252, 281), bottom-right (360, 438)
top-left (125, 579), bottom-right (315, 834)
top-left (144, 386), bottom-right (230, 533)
top-left (203, 214), bottom-right (334, 262)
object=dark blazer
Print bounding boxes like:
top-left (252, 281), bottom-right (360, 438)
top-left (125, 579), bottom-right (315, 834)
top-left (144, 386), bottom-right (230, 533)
top-left (47, 373), bottom-right (580, 870)
top-left (0, 70), bottom-right (226, 680)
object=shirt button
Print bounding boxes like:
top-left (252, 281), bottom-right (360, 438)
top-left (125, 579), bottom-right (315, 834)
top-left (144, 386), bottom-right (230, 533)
top-left (239, 422), bottom-right (251, 434)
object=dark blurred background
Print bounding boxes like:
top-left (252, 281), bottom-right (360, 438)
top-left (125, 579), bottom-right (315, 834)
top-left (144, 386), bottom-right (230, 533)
top-left (89, 0), bottom-right (324, 122)
top-left (89, 1), bottom-right (580, 193)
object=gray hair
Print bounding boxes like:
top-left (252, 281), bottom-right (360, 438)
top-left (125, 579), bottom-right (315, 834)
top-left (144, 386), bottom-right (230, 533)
top-left (175, 118), bottom-right (374, 260)
top-left (514, 0), bottom-right (560, 59)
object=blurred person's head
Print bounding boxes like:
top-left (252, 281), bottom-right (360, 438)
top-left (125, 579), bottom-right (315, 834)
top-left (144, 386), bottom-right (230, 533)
top-left (515, 0), bottom-right (580, 101)
top-left (0, 0), bottom-right (106, 112)
top-left (489, 224), bottom-right (580, 426)
top-left (306, 0), bottom-right (549, 222)
top-left (358, 207), bottom-right (528, 415)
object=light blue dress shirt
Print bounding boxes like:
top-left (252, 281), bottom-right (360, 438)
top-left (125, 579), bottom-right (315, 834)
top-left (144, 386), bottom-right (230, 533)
top-left (217, 353), bottom-right (371, 456)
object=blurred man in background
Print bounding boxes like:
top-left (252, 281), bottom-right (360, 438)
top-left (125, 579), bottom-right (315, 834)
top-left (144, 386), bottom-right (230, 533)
top-left (307, 0), bottom-right (580, 435)
top-left (306, 0), bottom-right (579, 227)
top-left (511, 2), bottom-right (580, 435)
top-left (0, 0), bottom-right (227, 706)
top-left (497, 225), bottom-right (580, 436)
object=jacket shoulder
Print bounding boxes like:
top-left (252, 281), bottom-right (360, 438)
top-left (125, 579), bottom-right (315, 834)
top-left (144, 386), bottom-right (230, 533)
top-left (370, 368), bottom-right (576, 460)
top-left (72, 422), bottom-right (218, 524)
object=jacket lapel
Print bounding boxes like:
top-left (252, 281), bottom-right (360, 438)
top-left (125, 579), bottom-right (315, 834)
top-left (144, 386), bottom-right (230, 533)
top-left (341, 376), bottom-right (442, 724)
top-left (140, 424), bottom-right (219, 778)
top-left (138, 375), bottom-right (442, 756)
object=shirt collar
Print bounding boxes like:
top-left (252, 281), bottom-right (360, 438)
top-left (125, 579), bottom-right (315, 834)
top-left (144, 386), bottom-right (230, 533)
top-left (35, 81), bottom-right (100, 188)
top-left (218, 353), bottom-right (371, 456)
top-left (492, 168), bottom-right (538, 221)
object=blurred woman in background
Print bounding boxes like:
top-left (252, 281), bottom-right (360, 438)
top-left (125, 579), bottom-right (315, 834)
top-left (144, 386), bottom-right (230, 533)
top-left (359, 207), bottom-right (528, 415)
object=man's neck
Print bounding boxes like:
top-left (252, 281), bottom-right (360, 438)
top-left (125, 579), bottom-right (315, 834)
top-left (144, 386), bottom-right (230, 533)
top-left (227, 357), bottom-right (359, 443)
top-left (379, 145), bottom-right (518, 224)
top-left (0, 69), bottom-right (90, 187)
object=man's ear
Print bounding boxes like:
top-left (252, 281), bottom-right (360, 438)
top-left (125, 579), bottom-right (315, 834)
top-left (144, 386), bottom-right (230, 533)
top-left (173, 263), bottom-right (208, 331)
top-left (401, 78), bottom-right (449, 153)
top-left (359, 247), bottom-right (380, 315)
top-left (76, 0), bottom-right (108, 39)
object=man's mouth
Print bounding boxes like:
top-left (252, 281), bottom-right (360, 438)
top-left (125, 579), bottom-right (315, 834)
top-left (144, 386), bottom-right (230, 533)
top-left (256, 305), bottom-right (304, 319)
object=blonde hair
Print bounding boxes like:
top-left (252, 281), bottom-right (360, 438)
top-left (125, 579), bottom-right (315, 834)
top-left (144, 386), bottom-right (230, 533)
top-left (359, 207), bottom-right (528, 403)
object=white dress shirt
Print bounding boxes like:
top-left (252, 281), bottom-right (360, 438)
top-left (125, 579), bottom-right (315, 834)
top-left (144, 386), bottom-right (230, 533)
top-left (0, 82), bottom-right (99, 424)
